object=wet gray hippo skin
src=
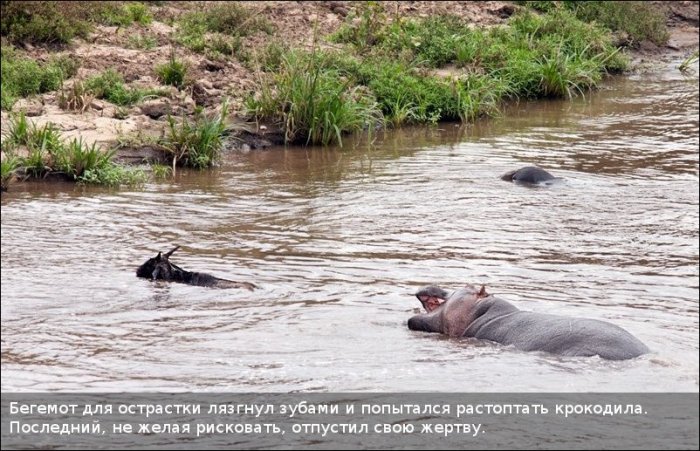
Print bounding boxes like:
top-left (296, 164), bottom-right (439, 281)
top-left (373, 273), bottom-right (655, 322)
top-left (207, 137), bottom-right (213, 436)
top-left (501, 166), bottom-right (560, 184)
top-left (408, 284), bottom-right (649, 360)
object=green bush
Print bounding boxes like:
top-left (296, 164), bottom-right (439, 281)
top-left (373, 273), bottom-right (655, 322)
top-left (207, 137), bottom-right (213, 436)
top-left (0, 1), bottom-right (93, 46)
top-left (1, 46), bottom-right (81, 109)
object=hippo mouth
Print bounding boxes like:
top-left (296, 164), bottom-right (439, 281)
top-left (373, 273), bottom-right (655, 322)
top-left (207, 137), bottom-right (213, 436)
top-left (417, 294), bottom-right (446, 313)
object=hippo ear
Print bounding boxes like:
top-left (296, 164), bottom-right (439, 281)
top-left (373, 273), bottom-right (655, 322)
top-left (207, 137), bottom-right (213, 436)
top-left (478, 285), bottom-right (488, 297)
top-left (156, 252), bottom-right (162, 261)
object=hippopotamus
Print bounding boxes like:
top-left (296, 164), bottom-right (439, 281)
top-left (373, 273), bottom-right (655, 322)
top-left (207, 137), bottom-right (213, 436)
top-left (501, 166), bottom-right (562, 185)
top-left (409, 284), bottom-right (649, 360)
top-left (136, 246), bottom-right (256, 290)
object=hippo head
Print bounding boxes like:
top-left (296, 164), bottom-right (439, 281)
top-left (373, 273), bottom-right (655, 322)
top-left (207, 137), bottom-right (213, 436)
top-left (415, 284), bottom-right (489, 313)
top-left (500, 169), bottom-right (518, 181)
top-left (136, 246), bottom-right (180, 280)
top-left (415, 286), bottom-right (450, 312)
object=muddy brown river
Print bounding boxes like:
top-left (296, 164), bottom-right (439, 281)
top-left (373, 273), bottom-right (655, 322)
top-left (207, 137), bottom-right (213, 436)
top-left (1, 62), bottom-right (698, 393)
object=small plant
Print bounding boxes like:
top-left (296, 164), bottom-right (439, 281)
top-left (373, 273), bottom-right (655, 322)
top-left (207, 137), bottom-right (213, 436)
top-left (14, 120), bottom-right (63, 177)
top-left (114, 106), bottom-right (130, 120)
top-left (1, 83), bottom-right (16, 110)
top-left (99, 2), bottom-right (153, 27)
top-left (155, 51), bottom-right (188, 89)
top-left (125, 2), bottom-right (153, 25)
top-left (58, 79), bottom-right (94, 112)
top-left (85, 69), bottom-right (166, 106)
top-left (679, 50), bottom-right (699, 74)
top-left (151, 163), bottom-right (172, 179)
top-left (1, 154), bottom-right (22, 191)
top-left (4, 112), bottom-right (31, 145)
top-left (79, 164), bottom-right (148, 186)
top-left (161, 101), bottom-right (229, 169)
top-left (127, 33), bottom-right (157, 50)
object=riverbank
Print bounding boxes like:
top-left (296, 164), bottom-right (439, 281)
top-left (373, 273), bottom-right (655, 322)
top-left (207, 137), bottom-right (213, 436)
top-left (1, 1), bottom-right (698, 191)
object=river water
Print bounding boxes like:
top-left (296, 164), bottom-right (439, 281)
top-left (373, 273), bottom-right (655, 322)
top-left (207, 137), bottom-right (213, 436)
top-left (1, 62), bottom-right (698, 393)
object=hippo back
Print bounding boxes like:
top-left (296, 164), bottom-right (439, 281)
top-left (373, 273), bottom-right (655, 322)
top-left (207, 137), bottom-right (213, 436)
top-left (465, 298), bottom-right (649, 360)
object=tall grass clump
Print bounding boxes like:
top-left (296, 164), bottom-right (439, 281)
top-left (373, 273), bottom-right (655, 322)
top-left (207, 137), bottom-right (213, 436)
top-left (161, 101), bottom-right (229, 168)
top-left (155, 52), bottom-right (188, 89)
top-left (58, 79), bottom-right (94, 112)
top-left (353, 59), bottom-right (509, 126)
top-left (381, 15), bottom-right (469, 67)
top-left (246, 50), bottom-right (384, 146)
top-left (2, 113), bottom-right (145, 185)
top-left (52, 137), bottom-right (116, 179)
top-left (1, 155), bottom-right (22, 191)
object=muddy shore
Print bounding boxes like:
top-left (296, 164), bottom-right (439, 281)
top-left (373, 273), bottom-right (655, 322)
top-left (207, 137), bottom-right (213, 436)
top-left (1, 1), bottom-right (698, 169)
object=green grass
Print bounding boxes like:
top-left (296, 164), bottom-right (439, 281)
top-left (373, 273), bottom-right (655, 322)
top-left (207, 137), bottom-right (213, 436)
top-left (679, 50), bottom-right (699, 73)
top-left (151, 163), bottom-right (172, 179)
top-left (2, 113), bottom-right (146, 186)
top-left (246, 50), bottom-right (384, 145)
top-left (160, 101), bottom-right (230, 168)
top-left (174, 3), bottom-right (271, 58)
top-left (155, 52), bottom-right (188, 89)
top-left (1, 2), bottom-right (157, 46)
top-left (127, 32), bottom-right (157, 50)
top-left (85, 69), bottom-right (166, 106)
top-left (251, 8), bottom-right (630, 137)
top-left (519, 1), bottom-right (669, 45)
top-left (0, 1), bottom-right (93, 46)
top-left (79, 163), bottom-right (147, 186)
top-left (1, 46), bottom-right (81, 110)
top-left (52, 137), bottom-right (116, 179)
top-left (99, 2), bottom-right (153, 27)
top-left (1, 154), bottom-right (22, 191)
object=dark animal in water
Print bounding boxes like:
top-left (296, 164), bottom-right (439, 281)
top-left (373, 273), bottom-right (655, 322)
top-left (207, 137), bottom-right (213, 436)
top-left (136, 246), bottom-right (256, 290)
top-left (500, 166), bottom-right (562, 185)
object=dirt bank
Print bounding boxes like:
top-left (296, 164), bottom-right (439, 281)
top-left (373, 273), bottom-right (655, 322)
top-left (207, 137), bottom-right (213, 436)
top-left (1, 1), bottom-right (698, 164)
